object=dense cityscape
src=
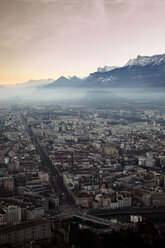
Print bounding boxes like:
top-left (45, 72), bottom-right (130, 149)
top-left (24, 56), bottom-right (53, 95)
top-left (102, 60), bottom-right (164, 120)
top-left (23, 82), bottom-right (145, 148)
top-left (0, 102), bottom-right (165, 247)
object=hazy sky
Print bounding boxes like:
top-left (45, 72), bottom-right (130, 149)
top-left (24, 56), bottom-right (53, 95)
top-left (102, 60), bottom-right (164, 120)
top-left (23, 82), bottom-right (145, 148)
top-left (0, 0), bottom-right (165, 84)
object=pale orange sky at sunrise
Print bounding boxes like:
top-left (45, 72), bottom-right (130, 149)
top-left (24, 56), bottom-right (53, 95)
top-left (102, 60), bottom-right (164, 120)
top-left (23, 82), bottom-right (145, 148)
top-left (0, 0), bottom-right (165, 85)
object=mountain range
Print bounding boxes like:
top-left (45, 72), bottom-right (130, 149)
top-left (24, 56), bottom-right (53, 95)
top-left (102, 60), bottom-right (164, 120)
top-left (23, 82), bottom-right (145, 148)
top-left (1, 54), bottom-right (165, 90)
top-left (42, 54), bottom-right (165, 89)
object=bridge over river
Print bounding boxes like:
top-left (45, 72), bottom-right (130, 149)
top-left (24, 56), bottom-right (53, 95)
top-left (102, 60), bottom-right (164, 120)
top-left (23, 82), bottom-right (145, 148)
top-left (50, 206), bottom-right (165, 227)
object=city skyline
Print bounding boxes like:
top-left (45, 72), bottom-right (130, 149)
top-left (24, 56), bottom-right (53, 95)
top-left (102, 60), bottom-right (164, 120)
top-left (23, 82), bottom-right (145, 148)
top-left (1, 0), bottom-right (165, 84)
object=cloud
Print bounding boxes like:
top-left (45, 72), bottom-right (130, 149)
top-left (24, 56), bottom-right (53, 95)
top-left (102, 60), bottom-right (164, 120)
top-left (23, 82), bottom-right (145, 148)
top-left (16, 0), bottom-right (58, 2)
top-left (107, 0), bottom-right (165, 5)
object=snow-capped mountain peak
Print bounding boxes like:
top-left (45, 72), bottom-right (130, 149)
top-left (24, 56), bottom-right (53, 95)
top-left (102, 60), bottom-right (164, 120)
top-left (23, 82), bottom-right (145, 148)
top-left (97, 65), bottom-right (118, 72)
top-left (125, 54), bottom-right (165, 67)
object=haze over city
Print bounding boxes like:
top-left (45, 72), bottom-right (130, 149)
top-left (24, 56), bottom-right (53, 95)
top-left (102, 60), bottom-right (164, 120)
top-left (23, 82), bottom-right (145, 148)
top-left (1, 0), bottom-right (165, 85)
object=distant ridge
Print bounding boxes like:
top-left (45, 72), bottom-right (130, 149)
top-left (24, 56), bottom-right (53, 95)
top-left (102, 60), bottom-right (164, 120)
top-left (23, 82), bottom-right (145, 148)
top-left (21, 79), bottom-right (54, 87)
top-left (43, 76), bottom-right (83, 88)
